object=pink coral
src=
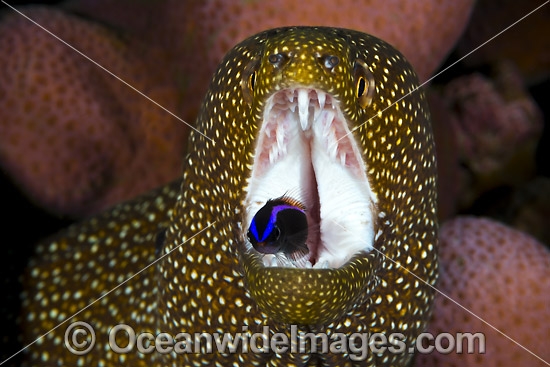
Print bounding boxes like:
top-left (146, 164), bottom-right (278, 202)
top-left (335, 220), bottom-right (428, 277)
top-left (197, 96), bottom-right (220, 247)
top-left (189, 0), bottom-right (475, 81)
top-left (70, 0), bottom-right (475, 81)
top-left (417, 217), bottom-right (550, 367)
top-left (445, 63), bottom-right (542, 176)
top-left (430, 62), bottom-right (543, 213)
top-left (0, 0), bottom-right (475, 215)
top-left (0, 7), bottom-right (187, 216)
top-left (69, 0), bottom-right (476, 133)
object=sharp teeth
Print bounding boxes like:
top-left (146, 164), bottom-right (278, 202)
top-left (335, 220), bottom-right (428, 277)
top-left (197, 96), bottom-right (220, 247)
top-left (324, 110), bottom-right (335, 129)
top-left (271, 256), bottom-right (278, 267)
top-left (322, 261), bottom-right (329, 269)
top-left (269, 146), bottom-right (277, 164)
top-left (318, 91), bottom-right (326, 110)
top-left (318, 110), bottom-right (331, 137)
top-left (287, 90), bottom-right (295, 103)
top-left (276, 121), bottom-right (284, 151)
top-left (322, 112), bottom-right (330, 137)
top-left (322, 111), bottom-right (338, 160)
top-left (298, 89), bottom-right (310, 131)
top-left (313, 91), bottom-right (325, 122)
top-left (305, 261), bottom-right (312, 268)
top-left (313, 106), bottom-right (323, 121)
top-left (327, 127), bottom-right (338, 160)
top-left (289, 104), bottom-right (296, 113)
top-left (340, 151), bottom-right (346, 165)
top-left (329, 138), bottom-right (338, 160)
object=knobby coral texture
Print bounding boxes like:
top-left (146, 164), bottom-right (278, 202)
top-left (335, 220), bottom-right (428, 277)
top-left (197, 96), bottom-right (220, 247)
top-left (430, 62), bottom-right (544, 217)
top-left (0, 7), bottom-right (186, 216)
top-left (416, 217), bottom-right (550, 367)
top-left (0, 0), bottom-right (475, 216)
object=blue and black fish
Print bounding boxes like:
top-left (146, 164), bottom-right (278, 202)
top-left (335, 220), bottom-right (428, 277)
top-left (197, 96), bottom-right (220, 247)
top-left (247, 195), bottom-right (309, 259)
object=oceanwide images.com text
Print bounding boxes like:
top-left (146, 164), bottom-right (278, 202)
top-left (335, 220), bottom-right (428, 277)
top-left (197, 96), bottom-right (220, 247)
top-left (65, 322), bottom-right (486, 361)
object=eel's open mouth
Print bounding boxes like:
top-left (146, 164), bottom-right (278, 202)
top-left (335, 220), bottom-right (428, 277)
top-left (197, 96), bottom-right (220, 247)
top-left (243, 88), bottom-right (377, 269)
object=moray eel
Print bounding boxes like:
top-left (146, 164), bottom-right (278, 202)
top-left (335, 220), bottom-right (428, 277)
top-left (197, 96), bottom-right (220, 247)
top-left (22, 27), bottom-right (438, 366)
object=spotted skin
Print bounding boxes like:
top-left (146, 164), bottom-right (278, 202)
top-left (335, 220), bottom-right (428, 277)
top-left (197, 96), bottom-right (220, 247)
top-left (23, 27), bottom-right (438, 366)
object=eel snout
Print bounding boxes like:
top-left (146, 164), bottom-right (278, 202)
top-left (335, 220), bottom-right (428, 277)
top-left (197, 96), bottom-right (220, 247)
top-left (243, 87), bottom-right (378, 269)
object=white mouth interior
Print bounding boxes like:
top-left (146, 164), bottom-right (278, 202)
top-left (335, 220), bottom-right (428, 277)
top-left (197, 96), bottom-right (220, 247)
top-left (243, 88), bottom-right (377, 269)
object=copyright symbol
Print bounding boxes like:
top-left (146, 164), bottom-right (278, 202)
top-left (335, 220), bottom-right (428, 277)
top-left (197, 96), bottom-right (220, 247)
top-left (64, 321), bottom-right (96, 355)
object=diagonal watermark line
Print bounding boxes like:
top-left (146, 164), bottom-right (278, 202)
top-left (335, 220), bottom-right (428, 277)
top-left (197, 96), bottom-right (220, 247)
top-left (372, 247), bottom-right (550, 366)
top-left (1, 0), bottom-right (214, 143)
top-left (332, 221), bottom-right (549, 366)
top-left (337, 0), bottom-right (549, 145)
top-left (0, 221), bottom-right (216, 366)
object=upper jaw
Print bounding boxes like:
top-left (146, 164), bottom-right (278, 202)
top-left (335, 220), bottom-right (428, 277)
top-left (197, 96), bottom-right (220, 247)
top-left (243, 87), bottom-right (378, 269)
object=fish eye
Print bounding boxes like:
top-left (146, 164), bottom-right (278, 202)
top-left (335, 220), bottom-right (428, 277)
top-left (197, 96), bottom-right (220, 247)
top-left (269, 226), bottom-right (281, 242)
top-left (273, 226), bottom-right (281, 240)
top-left (249, 71), bottom-right (256, 91)
top-left (241, 58), bottom-right (260, 105)
top-left (356, 76), bottom-right (366, 97)
top-left (264, 225), bottom-right (281, 243)
top-left (353, 59), bottom-right (375, 109)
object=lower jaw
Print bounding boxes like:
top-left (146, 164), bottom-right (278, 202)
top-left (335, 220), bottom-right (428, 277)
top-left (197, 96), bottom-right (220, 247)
top-left (240, 246), bottom-right (379, 325)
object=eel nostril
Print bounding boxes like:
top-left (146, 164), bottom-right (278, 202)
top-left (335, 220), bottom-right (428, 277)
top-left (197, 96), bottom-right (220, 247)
top-left (324, 55), bottom-right (339, 69)
top-left (268, 54), bottom-right (281, 64)
top-left (268, 53), bottom-right (289, 67)
top-left (316, 54), bottom-right (339, 71)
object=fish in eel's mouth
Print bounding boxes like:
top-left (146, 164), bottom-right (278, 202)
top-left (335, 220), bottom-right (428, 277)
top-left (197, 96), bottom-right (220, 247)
top-left (243, 87), bottom-right (378, 269)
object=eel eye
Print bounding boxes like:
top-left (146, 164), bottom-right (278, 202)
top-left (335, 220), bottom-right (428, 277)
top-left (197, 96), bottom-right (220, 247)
top-left (353, 59), bottom-right (375, 109)
top-left (324, 55), bottom-right (339, 69)
top-left (356, 76), bottom-right (366, 97)
top-left (241, 58), bottom-right (260, 106)
top-left (249, 71), bottom-right (256, 91)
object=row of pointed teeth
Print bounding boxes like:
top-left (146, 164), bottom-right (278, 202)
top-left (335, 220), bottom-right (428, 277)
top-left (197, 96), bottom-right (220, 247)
top-left (283, 89), bottom-right (334, 131)
top-left (260, 87), bottom-right (355, 175)
top-left (262, 254), bottom-right (330, 269)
